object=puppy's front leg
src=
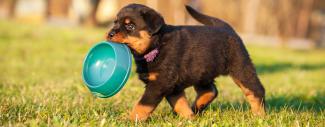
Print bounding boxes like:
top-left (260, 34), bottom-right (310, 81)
top-left (130, 85), bottom-right (164, 121)
top-left (166, 90), bottom-right (194, 119)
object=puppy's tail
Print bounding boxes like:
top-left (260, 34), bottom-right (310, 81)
top-left (185, 5), bottom-right (234, 31)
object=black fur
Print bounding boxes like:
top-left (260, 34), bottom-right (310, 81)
top-left (108, 4), bottom-right (266, 119)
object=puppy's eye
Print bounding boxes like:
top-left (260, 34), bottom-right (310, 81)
top-left (125, 23), bottom-right (136, 31)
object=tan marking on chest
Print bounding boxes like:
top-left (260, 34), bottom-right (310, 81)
top-left (125, 30), bottom-right (151, 54)
top-left (148, 72), bottom-right (159, 81)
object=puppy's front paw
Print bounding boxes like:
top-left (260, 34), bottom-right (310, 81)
top-left (175, 106), bottom-right (195, 119)
top-left (129, 111), bottom-right (149, 121)
top-left (180, 112), bottom-right (195, 120)
top-left (129, 103), bottom-right (154, 121)
top-left (252, 108), bottom-right (266, 117)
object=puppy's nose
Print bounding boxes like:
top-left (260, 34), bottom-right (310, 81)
top-left (108, 31), bottom-right (116, 38)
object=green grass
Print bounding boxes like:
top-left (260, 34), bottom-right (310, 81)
top-left (0, 20), bottom-right (324, 126)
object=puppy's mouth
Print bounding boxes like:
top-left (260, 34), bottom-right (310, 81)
top-left (107, 39), bottom-right (130, 45)
top-left (106, 30), bottom-right (152, 55)
top-left (106, 32), bottom-right (128, 44)
top-left (106, 36), bottom-right (136, 53)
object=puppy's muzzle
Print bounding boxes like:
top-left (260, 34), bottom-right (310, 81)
top-left (108, 31), bottom-right (116, 39)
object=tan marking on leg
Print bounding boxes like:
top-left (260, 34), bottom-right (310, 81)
top-left (167, 92), bottom-right (194, 119)
top-left (173, 96), bottom-right (194, 119)
top-left (129, 103), bottom-right (155, 121)
top-left (148, 72), bottom-right (159, 81)
top-left (195, 91), bottom-right (216, 110)
top-left (246, 94), bottom-right (265, 116)
top-left (232, 78), bottom-right (265, 116)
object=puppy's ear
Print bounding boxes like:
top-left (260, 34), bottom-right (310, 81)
top-left (141, 9), bottom-right (165, 35)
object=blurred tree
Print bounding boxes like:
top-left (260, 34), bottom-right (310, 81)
top-left (276, 0), bottom-right (296, 44)
top-left (243, 0), bottom-right (260, 35)
top-left (297, 0), bottom-right (314, 38)
top-left (274, 0), bottom-right (315, 44)
top-left (310, 0), bottom-right (325, 47)
top-left (172, 0), bottom-right (188, 25)
top-left (0, 0), bottom-right (320, 47)
top-left (8, 0), bottom-right (16, 18)
top-left (146, 0), bottom-right (158, 10)
top-left (85, 0), bottom-right (100, 26)
top-left (0, 0), bottom-right (17, 18)
top-left (118, 0), bottom-right (146, 8)
top-left (46, 0), bottom-right (72, 19)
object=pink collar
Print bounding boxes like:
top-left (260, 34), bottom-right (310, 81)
top-left (143, 48), bottom-right (159, 62)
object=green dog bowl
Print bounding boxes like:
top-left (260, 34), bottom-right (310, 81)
top-left (82, 41), bottom-right (132, 98)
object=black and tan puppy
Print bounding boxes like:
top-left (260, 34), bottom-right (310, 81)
top-left (107, 4), bottom-right (266, 121)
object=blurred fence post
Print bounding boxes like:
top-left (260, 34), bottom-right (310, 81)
top-left (13, 0), bottom-right (46, 23)
top-left (146, 0), bottom-right (158, 10)
top-left (84, 0), bottom-right (99, 26)
top-left (46, 0), bottom-right (72, 23)
top-left (243, 0), bottom-right (260, 35)
top-left (9, 0), bottom-right (17, 18)
top-left (0, 0), bottom-right (17, 19)
top-left (172, 0), bottom-right (187, 25)
top-left (296, 0), bottom-right (314, 38)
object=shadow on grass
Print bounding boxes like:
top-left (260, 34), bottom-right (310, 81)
top-left (255, 62), bottom-right (325, 74)
top-left (210, 93), bottom-right (324, 113)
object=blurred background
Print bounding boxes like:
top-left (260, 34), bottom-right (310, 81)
top-left (0, 0), bottom-right (324, 126)
top-left (1, 0), bottom-right (325, 48)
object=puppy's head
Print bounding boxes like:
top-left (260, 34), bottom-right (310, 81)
top-left (107, 4), bottom-right (165, 55)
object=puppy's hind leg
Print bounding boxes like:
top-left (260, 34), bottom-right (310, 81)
top-left (192, 82), bottom-right (218, 114)
top-left (230, 63), bottom-right (266, 116)
top-left (227, 36), bottom-right (266, 116)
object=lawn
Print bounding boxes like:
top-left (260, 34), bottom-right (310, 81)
top-left (0, 20), bottom-right (324, 126)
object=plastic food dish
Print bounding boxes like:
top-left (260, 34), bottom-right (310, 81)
top-left (82, 41), bottom-right (132, 98)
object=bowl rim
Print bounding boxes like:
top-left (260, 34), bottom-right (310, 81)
top-left (105, 46), bottom-right (132, 97)
top-left (82, 41), bottom-right (118, 89)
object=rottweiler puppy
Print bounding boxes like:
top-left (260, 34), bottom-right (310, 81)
top-left (107, 4), bottom-right (266, 121)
